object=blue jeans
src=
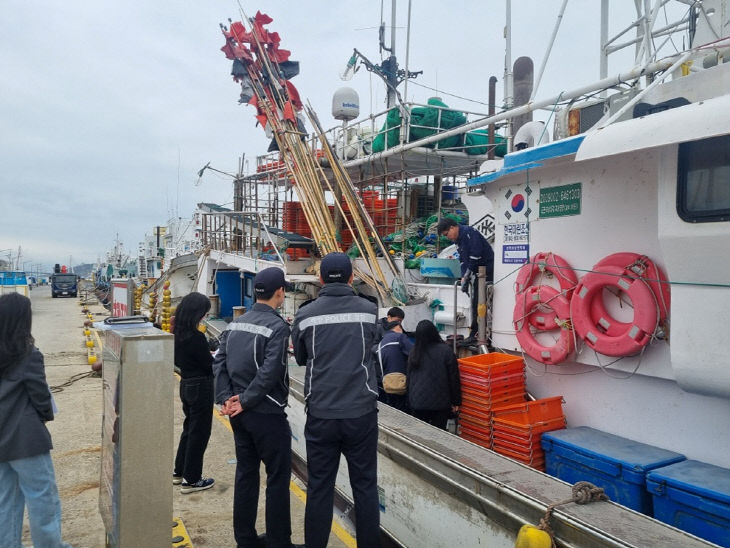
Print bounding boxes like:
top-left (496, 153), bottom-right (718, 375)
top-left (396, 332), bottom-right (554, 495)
top-left (0, 452), bottom-right (72, 548)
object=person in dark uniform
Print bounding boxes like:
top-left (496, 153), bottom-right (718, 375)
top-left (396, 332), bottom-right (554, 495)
top-left (213, 267), bottom-right (303, 548)
top-left (437, 217), bottom-right (494, 338)
top-left (291, 252), bottom-right (381, 548)
top-left (376, 311), bottom-right (412, 412)
top-left (173, 292), bottom-right (215, 493)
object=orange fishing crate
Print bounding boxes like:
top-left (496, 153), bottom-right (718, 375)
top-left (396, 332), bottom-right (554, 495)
top-left (461, 381), bottom-right (526, 401)
top-left (461, 390), bottom-right (526, 409)
top-left (459, 361), bottom-right (525, 379)
top-left (460, 371), bottom-right (526, 391)
top-left (493, 437), bottom-right (544, 458)
top-left (495, 447), bottom-right (545, 470)
top-left (459, 405), bottom-right (492, 424)
top-left (459, 418), bottom-right (492, 438)
top-left (492, 417), bottom-right (566, 446)
top-left (460, 431), bottom-right (491, 449)
top-left (491, 396), bottom-right (564, 426)
top-left (458, 352), bottom-right (524, 369)
top-left (491, 397), bottom-right (565, 471)
top-left (459, 424), bottom-right (491, 447)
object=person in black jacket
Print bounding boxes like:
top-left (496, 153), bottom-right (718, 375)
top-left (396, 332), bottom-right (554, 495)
top-left (407, 320), bottom-right (461, 430)
top-left (0, 293), bottom-right (72, 548)
top-left (292, 252), bottom-right (381, 548)
top-left (214, 267), bottom-right (302, 548)
top-left (173, 291), bottom-right (215, 493)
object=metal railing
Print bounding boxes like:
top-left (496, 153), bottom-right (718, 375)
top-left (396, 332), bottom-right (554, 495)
top-left (199, 211), bottom-right (286, 264)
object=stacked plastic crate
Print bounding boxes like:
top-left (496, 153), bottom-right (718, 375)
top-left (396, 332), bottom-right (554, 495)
top-left (491, 396), bottom-right (566, 471)
top-left (457, 353), bottom-right (527, 449)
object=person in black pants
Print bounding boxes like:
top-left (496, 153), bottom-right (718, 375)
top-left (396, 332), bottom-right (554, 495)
top-left (173, 292), bottom-right (216, 493)
top-left (214, 268), bottom-right (302, 548)
top-left (407, 320), bottom-right (461, 430)
top-left (292, 252), bottom-right (381, 548)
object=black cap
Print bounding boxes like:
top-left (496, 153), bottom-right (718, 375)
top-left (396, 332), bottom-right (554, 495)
top-left (254, 267), bottom-right (293, 295)
top-left (320, 252), bottom-right (353, 283)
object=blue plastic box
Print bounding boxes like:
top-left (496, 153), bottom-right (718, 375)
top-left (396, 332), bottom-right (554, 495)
top-left (647, 460), bottom-right (730, 547)
top-left (541, 426), bottom-right (685, 514)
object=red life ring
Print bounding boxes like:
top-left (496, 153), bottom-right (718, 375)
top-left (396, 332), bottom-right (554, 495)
top-left (515, 252), bottom-right (578, 295)
top-left (514, 285), bottom-right (574, 365)
top-left (516, 252), bottom-right (577, 329)
top-left (571, 264), bottom-right (659, 357)
top-left (589, 253), bottom-right (670, 336)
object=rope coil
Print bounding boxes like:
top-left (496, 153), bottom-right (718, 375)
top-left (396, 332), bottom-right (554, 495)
top-left (538, 481), bottom-right (609, 542)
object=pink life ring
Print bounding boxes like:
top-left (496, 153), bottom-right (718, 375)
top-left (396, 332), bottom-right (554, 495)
top-left (571, 264), bottom-right (659, 357)
top-left (515, 252), bottom-right (578, 295)
top-left (516, 252), bottom-right (578, 329)
top-left (588, 253), bottom-right (670, 338)
top-left (514, 285), bottom-right (574, 365)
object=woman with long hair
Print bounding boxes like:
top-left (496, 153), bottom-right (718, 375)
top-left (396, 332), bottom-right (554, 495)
top-left (173, 292), bottom-right (216, 493)
top-left (407, 320), bottom-right (461, 430)
top-left (0, 293), bottom-right (72, 547)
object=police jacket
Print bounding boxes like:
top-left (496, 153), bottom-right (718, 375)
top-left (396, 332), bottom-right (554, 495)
top-left (407, 343), bottom-right (462, 411)
top-left (377, 330), bottom-right (412, 376)
top-left (292, 283), bottom-right (379, 419)
top-left (456, 224), bottom-right (494, 280)
top-left (213, 302), bottom-right (291, 415)
top-left (0, 348), bottom-right (54, 462)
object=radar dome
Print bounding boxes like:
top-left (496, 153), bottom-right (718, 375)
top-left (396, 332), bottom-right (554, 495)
top-left (332, 87), bottom-right (360, 121)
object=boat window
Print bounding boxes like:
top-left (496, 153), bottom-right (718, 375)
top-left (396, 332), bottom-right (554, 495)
top-left (244, 276), bottom-right (253, 298)
top-left (677, 134), bottom-right (730, 222)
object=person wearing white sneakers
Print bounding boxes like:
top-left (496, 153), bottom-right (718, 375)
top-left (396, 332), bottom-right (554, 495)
top-left (173, 292), bottom-right (216, 494)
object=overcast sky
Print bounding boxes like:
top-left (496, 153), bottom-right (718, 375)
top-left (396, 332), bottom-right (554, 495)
top-left (0, 1), bottom-right (688, 271)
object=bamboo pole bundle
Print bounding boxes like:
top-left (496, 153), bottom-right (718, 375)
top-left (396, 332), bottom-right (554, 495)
top-left (224, 7), bottom-right (404, 304)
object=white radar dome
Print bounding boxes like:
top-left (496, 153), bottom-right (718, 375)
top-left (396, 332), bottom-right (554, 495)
top-left (332, 87), bottom-right (360, 121)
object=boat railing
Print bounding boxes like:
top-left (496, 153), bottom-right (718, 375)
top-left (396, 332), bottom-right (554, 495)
top-left (253, 100), bottom-right (499, 175)
top-left (199, 210), bottom-right (286, 264)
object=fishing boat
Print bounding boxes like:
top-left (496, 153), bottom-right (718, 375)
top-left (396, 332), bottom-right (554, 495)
top-left (134, 1), bottom-right (730, 545)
